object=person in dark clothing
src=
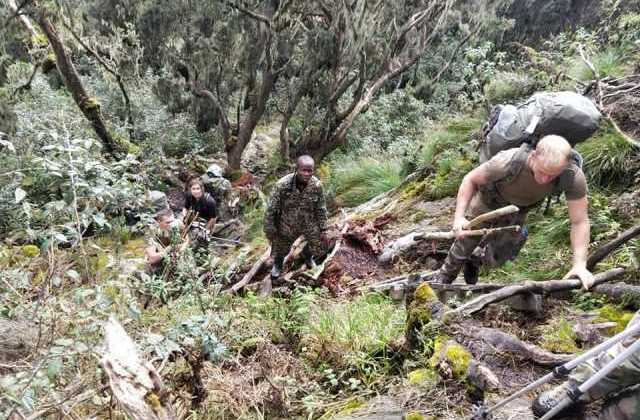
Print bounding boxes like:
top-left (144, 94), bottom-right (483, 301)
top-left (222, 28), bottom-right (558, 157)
top-left (182, 178), bottom-right (217, 230)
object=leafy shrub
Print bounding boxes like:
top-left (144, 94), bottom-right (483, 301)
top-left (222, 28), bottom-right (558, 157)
top-left (483, 71), bottom-right (539, 104)
top-left (346, 89), bottom-right (430, 154)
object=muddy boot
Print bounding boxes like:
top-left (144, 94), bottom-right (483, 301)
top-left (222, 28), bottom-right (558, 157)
top-left (532, 381), bottom-right (584, 419)
top-left (463, 262), bottom-right (480, 285)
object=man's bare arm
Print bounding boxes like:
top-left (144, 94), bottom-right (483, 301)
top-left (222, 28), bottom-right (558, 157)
top-left (453, 164), bottom-right (491, 236)
top-left (564, 195), bottom-right (594, 289)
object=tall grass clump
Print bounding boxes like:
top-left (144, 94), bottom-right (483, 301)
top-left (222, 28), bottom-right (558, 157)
top-left (301, 293), bottom-right (405, 381)
top-left (577, 121), bottom-right (639, 188)
top-left (328, 157), bottom-right (403, 207)
top-left (568, 48), bottom-right (627, 81)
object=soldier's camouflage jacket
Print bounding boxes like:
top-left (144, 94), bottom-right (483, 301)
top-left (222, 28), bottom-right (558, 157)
top-left (263, 173), bottom-right (328, 239)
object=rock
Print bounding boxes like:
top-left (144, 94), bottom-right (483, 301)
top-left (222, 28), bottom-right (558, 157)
top-left (614, 189), bottom-right (640, 222)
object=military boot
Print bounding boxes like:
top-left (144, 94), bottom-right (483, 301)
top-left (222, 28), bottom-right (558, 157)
top-left (532, 381), bottom-right (584, 419)
top-left (463, 262), bottom-right (480, 285)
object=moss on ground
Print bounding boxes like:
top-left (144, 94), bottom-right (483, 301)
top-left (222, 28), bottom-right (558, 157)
top-left (539, 318), bottom-right (579, 353)
top-left (599, 304), bottom-right (635, 334)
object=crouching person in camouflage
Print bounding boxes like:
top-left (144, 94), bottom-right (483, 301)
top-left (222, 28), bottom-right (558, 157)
top-left (144, 209), bottom-right (184, 275)
top-left (533, 310), bottom-right (640, 419)
top-left (435, 135), bottom-right (594, 288)
top-left (264, 155), bottom-right (329, 280)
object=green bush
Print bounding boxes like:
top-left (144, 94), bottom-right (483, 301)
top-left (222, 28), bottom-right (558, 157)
top-left (483, 71), bottom-right (539, 104)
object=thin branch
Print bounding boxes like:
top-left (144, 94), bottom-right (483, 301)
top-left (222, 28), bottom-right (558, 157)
top-left (578, 44), bottom-right (603, 108)
top-left (5, 0), bottom-right (36, 38)
top-left (223, 0), bottom-right (271, 26)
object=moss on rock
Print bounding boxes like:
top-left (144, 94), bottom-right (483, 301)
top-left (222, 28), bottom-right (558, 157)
top-left (429, 337), bottom-right (471, 380)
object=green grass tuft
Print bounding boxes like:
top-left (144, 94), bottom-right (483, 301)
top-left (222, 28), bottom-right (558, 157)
top-left (328, 157), bottom-right (403, 208)
top-left (568, 48), bottom-right (627, 82)
top-left (301, 293), bottom-right (405, 381)
top-left (577, 121), bottom-right (639, 188)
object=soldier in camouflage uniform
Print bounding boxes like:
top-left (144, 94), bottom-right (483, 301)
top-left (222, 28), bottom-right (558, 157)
top-left (533, 310), bottom-right (640, 419)
top-left (434, 135), bottom-right (595, 289)
top-left (264, 155), bottom-right (329, 279)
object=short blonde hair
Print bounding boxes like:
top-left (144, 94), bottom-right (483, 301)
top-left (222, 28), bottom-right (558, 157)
top-left (535, 135), bottom-right (571, 169)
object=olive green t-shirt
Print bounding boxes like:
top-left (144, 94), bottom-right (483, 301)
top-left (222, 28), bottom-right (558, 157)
top-left (481, 148), bottom-right (588, 207)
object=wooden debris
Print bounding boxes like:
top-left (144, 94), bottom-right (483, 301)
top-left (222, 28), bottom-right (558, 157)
top-left (465, 205), bottom-right (520, 228)
top-left (446, 268), bottom-right (625, 318)
top-left (414, 225), bottom-right (521, 241)
top-left (228, 247), bottom-right (271, 294)
top-left (591, 282), bottom-right (640, 308)
top-left (459, 326), bottom-right (573, 366)
top-left (587, 224), bottom-right (640, 270)
top-left (101, 317), bottom-right (176, 420)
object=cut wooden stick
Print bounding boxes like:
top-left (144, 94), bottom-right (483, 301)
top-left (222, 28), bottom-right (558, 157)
top-left (415, 225), bottom-right (520, 241)
top-left (466, 205), bottom-right (520, 229)
top-left (228, 246), bottom-right (271, 294)
top-left (587, 224), bottom-right (640, 270)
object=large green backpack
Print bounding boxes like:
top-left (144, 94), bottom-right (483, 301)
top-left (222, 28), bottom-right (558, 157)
top-left (479, 91), bottom-right (601, 163)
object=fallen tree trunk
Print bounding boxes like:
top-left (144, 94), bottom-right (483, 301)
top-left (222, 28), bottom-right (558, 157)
top-left (592, 282), bottom-right (640, 308)
top-left (587, 224), bottom-right (640, 270)
top-left (101, 317), bottom-right (176, 420)
top-left (459, 326), bottom-right (572, 366)
top-left (446, 268), bottom-right (625, 318)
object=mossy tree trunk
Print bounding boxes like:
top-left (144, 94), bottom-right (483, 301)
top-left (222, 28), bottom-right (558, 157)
top-left (34, 7), bottom-right (128, 158)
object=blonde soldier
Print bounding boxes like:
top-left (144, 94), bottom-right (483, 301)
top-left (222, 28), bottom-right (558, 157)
top-left (434, 135), bottom-right (594, 288)
top-left (264, 155), bottom-right (329, 280)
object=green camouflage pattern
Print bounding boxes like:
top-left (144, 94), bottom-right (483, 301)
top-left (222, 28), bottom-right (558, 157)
top-left (264, 173), bottom-right (328, 259)
top-left (571, 311), bottom-right (640, 420)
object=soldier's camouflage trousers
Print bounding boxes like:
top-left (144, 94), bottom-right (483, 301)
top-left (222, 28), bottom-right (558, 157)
top-left (439, 192), bottom-right (528, 281)
top-left (271, 229), bottom-right (325, 267)
top-left (572, 311), bottom-right (640, 420)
